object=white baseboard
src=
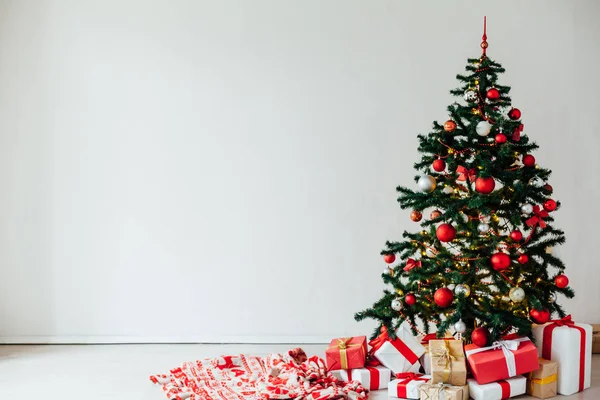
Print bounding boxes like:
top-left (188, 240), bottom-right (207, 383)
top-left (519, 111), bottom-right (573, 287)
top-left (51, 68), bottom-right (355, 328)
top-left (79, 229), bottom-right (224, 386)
top-left (0, 335), bottom-right (333, 344)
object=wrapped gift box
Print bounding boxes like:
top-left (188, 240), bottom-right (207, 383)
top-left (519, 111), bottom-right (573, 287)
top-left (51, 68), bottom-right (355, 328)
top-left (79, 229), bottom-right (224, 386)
top-left (592, 324), bottom-right (600, 353)
top-left (388, 373), bottom-right (431, 399)
top-left (532, 315), bottom-right (592, 395)
top-left (464, 336), bottom-right (538, 384)
top-left (331, 365), bottom-right (391, 390)
top-left (467, 376), bottom-right (526, 400)
top-left (428, 339), bottom-right (466, 386)
top-left (325, 336), bottom-right (367, 371)
top-left (417, 383), bottom-right (469, 400)
top-left (418, 333), bottom-right (453, 374)
top-left (526, 358), bottom-right (558, 399)
top-left (372, 325), bottom-right (426, 373)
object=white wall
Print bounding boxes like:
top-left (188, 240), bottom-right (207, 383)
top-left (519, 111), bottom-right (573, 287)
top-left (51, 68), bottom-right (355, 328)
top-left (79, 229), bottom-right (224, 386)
top-left (0, 0), bottom-right (599, 343)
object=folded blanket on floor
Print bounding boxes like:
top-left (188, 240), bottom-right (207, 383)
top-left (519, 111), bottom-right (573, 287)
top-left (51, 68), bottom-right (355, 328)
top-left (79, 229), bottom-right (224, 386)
top-left (149, 347), bottom-right (368, 400)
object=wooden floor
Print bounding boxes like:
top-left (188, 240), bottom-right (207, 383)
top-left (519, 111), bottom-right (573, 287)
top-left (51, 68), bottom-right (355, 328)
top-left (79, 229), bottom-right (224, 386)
top-left (0, 344), bottom-right (598, 399)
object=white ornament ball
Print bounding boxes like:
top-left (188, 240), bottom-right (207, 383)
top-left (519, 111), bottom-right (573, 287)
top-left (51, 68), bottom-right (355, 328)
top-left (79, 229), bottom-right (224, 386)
top-left (454, 319), bottom-right (467, 333)
top-left (383, 268), bottom-right (391, 275)
top-left (509, 287), bottom-right (526, 303)
top-left (464, 89), bottom-right (477, 102)
top-left (476, 120), bottom-right (492, 137)
top-left (426, 247), bottom-right (437, 258)
top-left (461, 213), bottom-right (469, 223)
top-left (549, 293), bottom-right (556, 303)
top-left (477, 223), bottom-right (490, 234)
top-left (391, 299), bottom-right (403, 311)
top-left (455, 284), bottom-right (471, 297)
top-left (447, 284), bottom-right (456, 291)
top-left (531, 177), bottom-right (545, 188)
top-left (442, 185), bottom-right (454, 194)
top-left (521, 204), bottom-right (534, 215)
top-left (418, 175), bottom-right (437, 193)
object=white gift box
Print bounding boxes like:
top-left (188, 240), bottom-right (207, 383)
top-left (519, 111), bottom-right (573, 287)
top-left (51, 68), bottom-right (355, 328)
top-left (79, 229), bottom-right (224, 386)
top-left (388, 374), bottom-right (431, 399)
top-left (330, 365), bottom-right (391, 390)
top-left (373, 325), bottom-right (426, 374)
top-left (532, 319), bottom-right (592, 395)
top-left (467, 376), bottom-right (526, 400)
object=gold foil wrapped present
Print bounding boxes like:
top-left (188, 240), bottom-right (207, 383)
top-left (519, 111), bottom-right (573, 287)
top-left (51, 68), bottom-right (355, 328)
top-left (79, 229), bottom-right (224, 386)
top-left (429, 340), bottom-right (467, 386)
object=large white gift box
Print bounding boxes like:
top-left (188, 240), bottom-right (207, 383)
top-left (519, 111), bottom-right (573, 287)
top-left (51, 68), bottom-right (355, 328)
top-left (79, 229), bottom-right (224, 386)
top-left (532, 316), bottom-right (592, 395)
top-left (388, 373), bottom-right (431, 399)
top-left (467, 376), bottom-right (526, 400)
top-left (330, 365), bottom-right (391, 390)
top-left (373, 325), bottom-right (426, 373)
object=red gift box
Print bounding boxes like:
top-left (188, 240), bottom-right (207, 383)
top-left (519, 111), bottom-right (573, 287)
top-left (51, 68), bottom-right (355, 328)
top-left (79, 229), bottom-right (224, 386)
top-left (326, 336), bottom-right (367, 371)
top-left (464, 336), bottom-right (539, 384)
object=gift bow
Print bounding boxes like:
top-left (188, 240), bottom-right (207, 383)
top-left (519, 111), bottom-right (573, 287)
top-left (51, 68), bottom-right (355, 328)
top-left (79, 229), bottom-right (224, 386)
top-left (456, 166), bottom-right (476, 182)
top-left (465, 337), bottom-right (530, 378)
top-left (418, 383), bottom-right (464, 400)
top-left (328, 338), bottom-right (362, 369)
top-left (526, 205), bottom-right (548, 229)
top-left (369, 327), bottom-right (420, 365)
top-left (430, 340), bottom-right (463, 381)
top-left (395, 373), bottom-right (429, 398)
top-left (403, 258), bottom-right (422, 272)
top-left (547, 314), bottom-right (575, 327)
top-left (513, 123), bottom-right (524, 142)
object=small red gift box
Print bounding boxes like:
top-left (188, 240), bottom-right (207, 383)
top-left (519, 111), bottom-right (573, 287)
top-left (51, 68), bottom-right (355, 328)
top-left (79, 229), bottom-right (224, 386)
top-left (464, 335), bottom-right (539, 384)
top-left (326, 336), bottom-right (367, 371)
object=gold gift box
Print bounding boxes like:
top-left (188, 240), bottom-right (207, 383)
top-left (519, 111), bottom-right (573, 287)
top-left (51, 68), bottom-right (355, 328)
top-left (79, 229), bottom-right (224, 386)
top-left (526, 358), bottom-right (558, 399)
top-left (429, 340), bottom-right (467, 386)
top-left (418, 383), bottom-right (469, 400)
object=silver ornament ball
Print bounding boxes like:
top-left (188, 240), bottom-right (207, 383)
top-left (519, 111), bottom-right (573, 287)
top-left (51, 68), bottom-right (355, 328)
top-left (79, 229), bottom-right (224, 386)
top-left (391, 299), bottom-right (403, 311)
top-left (442, 185), bottom-right (454, 194)
top-left (447, 283), bottom-right (456, 291)
top-left (549, 293), bottom-right (556, 303)
top-left (418, 175), bottom-right (437, 193)
top-left (521, 204), bottom-right (534, 215)
top-left (455, 284), bottom-right (471, 297)
top-left (454, 319), bottom-right (467, 333)
top-left (464, 89), bottom-right (477, 102)
top-left (477, 223), bottom-right (490, 234)
top-left (476, 120), bottom-right (492, 137)
top-left (509, 287), bottom-right (526, 303)
top-left (383, 268), bottom-right (391, 275)
top-left (425, 247), bottom-right (437, 258)
top-left (531, 177), bottom-right (545, 188)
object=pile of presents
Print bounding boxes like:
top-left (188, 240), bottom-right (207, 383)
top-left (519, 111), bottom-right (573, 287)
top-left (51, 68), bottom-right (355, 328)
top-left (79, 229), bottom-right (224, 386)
top-left (326, 316), bottom-right (598, 399)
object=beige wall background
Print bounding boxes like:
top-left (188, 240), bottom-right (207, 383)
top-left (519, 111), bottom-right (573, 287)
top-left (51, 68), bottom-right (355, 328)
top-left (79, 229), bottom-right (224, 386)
top-left (0, 0), bottom-right (598, 343)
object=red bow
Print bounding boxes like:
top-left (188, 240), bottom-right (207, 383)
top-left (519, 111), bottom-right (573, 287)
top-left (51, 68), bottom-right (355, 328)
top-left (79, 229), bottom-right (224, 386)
top-left (526, 205), bottom-right (548, 229)
top-left (548, 315), bottom-right (575, 327)
top-left (368, 329), bottom-right (390, 353)
top-left (403, 258), bottom-right (422, 272)
top-left (420, 333), bottom-right (453, 344)
top-left (395, 372), bottom-right (426, 380)
top-left (512, 123), bottom-right (524, 142)
top-left (456, 166), bottom-right (476, 182)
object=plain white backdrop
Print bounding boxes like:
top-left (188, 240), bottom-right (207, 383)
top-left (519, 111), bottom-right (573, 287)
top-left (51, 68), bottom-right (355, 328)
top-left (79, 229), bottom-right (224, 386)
top-left (0, 0), bottom-right (599, 343)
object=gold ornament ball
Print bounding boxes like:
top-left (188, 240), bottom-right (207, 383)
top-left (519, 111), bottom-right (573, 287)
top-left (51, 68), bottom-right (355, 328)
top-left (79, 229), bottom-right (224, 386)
top-left (443, 120), bottom-right (457, 132)
top-left (481, 41), bottom-right (488, 49)
top-left (410, 210), bottom-right (423, 222)
top-left (509, 287), bottom-right (526, 303)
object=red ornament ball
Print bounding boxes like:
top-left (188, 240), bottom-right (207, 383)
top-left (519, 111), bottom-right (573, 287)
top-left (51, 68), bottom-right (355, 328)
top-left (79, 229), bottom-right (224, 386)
top-left (432, 159), bottom-right (446, 172)
top-left (518, 254), bottom-right (529, 265)
top-left (486, 88), bottom-right (500, 101)
top-left (410, 210), bottom-right (423, 222)
top-left (430, 210), bottom-right (442, 220)
top-left (508, 108), bottom-right (522, 120)
top-left (434, 287), bottom-right (454, 308)
top-left (543, 184), bottom-right (553, 194)
top-left (405, 293), bottom-right (417, 306)
top-left (495, 133), bottom-right (507, 144)
top-left (544, 199), bottom-right (557, 212)
top-left (471, 327), bottom-right (490, 347)
top-left (383, 254), bottom-right (396, 264)
top-left (436, 223), bottom-right (457, 242)
top-left (510, 230), bottom-right (523, 241)
top-left (555, 274), bottom-right (569, 288)
top-left (522, 154), bottom-right (536, 167)
top-left (475, 177), bottom-right (496, 194)
top-left (444, 120), bottom-right (457, 132)
top-left (530, 308), bottom-right (551, 324)
top-left (491, 252), bottom-right (511, 271)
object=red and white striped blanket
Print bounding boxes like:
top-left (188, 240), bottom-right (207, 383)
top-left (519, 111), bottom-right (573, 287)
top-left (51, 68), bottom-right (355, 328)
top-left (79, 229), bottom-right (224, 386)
top-left (149, 348), bottom-right (368, 400)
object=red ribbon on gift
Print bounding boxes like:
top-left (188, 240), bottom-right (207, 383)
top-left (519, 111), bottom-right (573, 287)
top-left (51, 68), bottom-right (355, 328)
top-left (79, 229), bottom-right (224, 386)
top-left (369, 328), bottom-right (420, 365)
top-left (403, 258), bottom-right (421, 272)
top-left (395, 372), bottom-right (429, 398)
top-left (526, 205), bottom-right (548, 230)
top-left (512, 123), bottom-right (524, 142)
top-left (542, 315), bottom-right (587, 392)
top-left (365, 367), bottom-right (381, 390)
top-left (420, 333), bottom-right (453, 345)
top-left (456, 166), bottom-right (476, 182)
top-left (498, 380), bottom-right (511, 399)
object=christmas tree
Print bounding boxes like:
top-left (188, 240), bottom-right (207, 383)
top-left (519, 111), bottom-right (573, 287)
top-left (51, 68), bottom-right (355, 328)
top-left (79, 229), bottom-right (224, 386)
top-left (355, 18), bottom-right (573, 346)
